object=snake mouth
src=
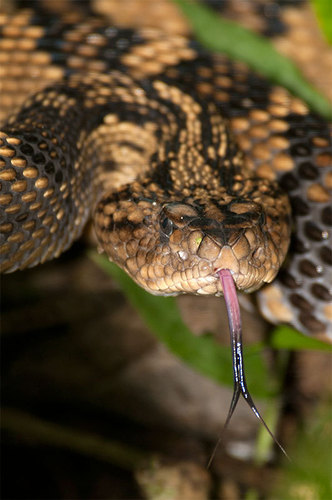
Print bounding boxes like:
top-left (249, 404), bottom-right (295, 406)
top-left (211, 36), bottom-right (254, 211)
top-left (212, 253), bottom-right (268, 294)
top-left (214, 267), bottom-right (236, 278)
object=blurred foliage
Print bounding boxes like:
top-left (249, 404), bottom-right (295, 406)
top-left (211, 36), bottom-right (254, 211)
top-left (311, 0), bottom-right (332, 44)
top-left (270, 326), bottom-right (332, 352)
top-left (174, 0), bottom-right (331, 119)
top-left (271, 400), bottom-right (332, 500)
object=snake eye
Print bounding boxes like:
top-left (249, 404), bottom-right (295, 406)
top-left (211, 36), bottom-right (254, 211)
top-left (160, 216), bottom-right (174, 237)
top-left (159, 202), bottom-right (199, 238)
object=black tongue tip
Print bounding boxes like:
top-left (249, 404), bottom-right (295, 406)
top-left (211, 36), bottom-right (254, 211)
top-left (207, 269), bottom-right (290, 467)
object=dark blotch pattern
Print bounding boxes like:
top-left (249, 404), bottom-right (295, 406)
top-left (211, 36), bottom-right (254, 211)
top-left (298, 259), bottom-right (322, 278)
top-left (298, 312), bottom-right (326, 332)
top-left (290, 293), bottom-right (313, 311)
top-left (311, 284), bottom-right (332, 302)
top-left (279, 269), bottom-right (301, 289)
top-left (298, 162), bottom-right (319, 180)
top-left (304, 222), bottom-right (327, 241)
top-left (290, 196), bottom-right (309, 216)
top-left (320, 246), bottom-right (332, 266)
top-left (321, 206), bottom-right (332, 226)
top-left (279, 172), bottom-right (299, 191)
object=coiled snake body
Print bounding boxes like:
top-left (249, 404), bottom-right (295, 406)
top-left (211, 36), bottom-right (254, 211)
top-left (0, 1), bottom-right (331, 341)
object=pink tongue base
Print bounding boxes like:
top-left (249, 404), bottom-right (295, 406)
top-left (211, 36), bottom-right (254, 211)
top-left (209, 269), bottom-right (288, 463)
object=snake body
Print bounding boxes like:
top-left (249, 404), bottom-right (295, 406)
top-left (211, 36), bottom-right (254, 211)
top-left (0, 1), bottom-right (331, 340)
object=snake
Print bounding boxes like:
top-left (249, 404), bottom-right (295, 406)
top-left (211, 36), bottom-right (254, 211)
top-left (0, 1), bottom-right (331, 442)
top-left (1, 0), bottom-right (331, 338)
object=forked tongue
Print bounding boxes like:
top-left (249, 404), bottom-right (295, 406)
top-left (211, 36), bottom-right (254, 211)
top-left (208, 269), bottom-right (288, 466)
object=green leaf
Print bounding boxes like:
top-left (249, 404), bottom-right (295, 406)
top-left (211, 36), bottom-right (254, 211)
top-left (271, 401), bottom-right (332, 499)
top-left (173, 0), bottom-right (332, 120)
top-left (270, 326), bottom-right (332, 352)
top-left (89, 252), bottom-right (272, 399)
top-left (311, 0), bottom-right (332, 44)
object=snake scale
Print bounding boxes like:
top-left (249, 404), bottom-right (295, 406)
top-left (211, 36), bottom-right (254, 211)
top-left (0, 0), bottom-right (331, 344)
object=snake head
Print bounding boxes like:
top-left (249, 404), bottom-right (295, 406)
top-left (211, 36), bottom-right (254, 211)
top-left (95, 177), bottom-right (291, 296)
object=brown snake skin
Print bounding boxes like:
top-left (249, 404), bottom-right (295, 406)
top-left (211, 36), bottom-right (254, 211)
top-left (0, 0), bottom-right (331, 341)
